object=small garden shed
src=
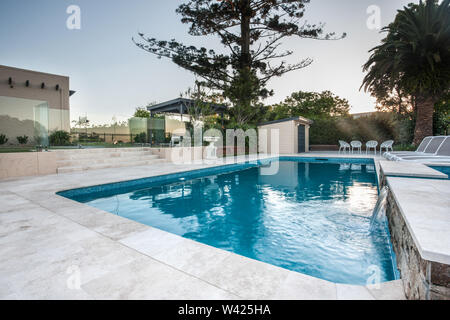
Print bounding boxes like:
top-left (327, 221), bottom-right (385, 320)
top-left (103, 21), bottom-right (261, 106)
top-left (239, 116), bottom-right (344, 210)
top-left (258, 116), bottom-right (313, 154)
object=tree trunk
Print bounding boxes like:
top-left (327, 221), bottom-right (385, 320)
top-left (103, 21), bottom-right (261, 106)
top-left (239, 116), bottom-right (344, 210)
top-left (413, 95), bottom-right (435, 146)
top-left (239, 0), bottom-right (251, 70)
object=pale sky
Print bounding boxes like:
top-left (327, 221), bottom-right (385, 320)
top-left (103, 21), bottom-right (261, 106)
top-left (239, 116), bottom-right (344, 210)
top-left (0, 0), bottom-right (412, 125)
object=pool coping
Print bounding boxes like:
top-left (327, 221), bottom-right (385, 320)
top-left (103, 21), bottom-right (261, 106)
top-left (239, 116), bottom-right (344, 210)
top-left (379, 161), bottom-right (448, 180)
top-left (0, 153), bottom-right (405, 300)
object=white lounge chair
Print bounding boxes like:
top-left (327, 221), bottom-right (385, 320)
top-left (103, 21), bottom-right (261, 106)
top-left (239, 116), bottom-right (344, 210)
top-left (383, 136), bottom-right (433, 160)
top-left (380, 140), bottom-right (394, 154)
top-left (391, 136), bottom-right (447, 161)
top-left (394, 136), bottom-right (450, 162)
top-left (366, 140), bottom-right (378, 154)
top-left (350, 140), bottom-right (362, 154)
top-left (338, 140), bottom-right (350, 153)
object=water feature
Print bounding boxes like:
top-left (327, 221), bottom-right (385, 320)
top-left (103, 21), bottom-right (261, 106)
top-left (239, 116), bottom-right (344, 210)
top-left (369, 186), bottom-right (389, 231)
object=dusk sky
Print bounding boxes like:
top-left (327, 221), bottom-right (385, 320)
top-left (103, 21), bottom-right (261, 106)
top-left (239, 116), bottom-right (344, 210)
top-left (0, 0), bottom-right (412, 125)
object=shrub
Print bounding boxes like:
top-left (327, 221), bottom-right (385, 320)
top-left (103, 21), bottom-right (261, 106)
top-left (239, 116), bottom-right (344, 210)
top-left (310, 118), bottom-right (348, 145)
top-left (49, 130), bottom-right (71, 146)
top-left (394, 118), bottom-right (415, 145)
top-left (134, 132), bottom-right (147, 143)
top-left (393, 144), bottom-right (416, 151)
top-left (310, 113), bottom-right (402, 145)
top-left (16, 135), bottom-right (29, 144)
top-left (0, 134), bottom-right (8, 145)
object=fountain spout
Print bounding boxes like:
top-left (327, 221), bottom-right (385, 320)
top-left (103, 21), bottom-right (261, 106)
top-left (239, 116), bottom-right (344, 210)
top-left (369, 186), bottom-right (389, 231)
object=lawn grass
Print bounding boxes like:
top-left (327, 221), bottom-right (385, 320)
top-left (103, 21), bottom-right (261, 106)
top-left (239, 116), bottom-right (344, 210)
top-left (0, 147), bottom-right (34, 153)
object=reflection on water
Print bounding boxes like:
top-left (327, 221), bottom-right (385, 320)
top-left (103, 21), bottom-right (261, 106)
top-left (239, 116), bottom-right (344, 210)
top-left (82, 161), bottom-right (395, 285)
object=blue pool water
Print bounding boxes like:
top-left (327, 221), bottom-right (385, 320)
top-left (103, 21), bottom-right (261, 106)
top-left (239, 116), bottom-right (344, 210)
top-left (428, 165), bottom-right (450, 179)
top-left (58, 158), bottom-right (397, 285)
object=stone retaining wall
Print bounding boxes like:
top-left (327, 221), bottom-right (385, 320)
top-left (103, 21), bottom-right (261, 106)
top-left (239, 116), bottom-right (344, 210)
top-left (385, 191), bottom-right (450, 300)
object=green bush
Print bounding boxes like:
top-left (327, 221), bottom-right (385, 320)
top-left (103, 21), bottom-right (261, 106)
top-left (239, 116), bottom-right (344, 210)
top-left (151, 130), bottom-right (166, 144)
top-left (49, 130), bottom-right (71, 146)
top-left (310, 118), bottom-right (348, 145)
top-left (134, 132), bottom-right (147, 143)
top-left (393, 144), bottom-right (416, 151)
top-left (16, 135), bottom-right (29, 144)
top-left (394, 118), bottom-right (415, 145)
top-left (310, 113), bottom-right (404, 145)
top-left (0, 134), bottom-right (8, 145)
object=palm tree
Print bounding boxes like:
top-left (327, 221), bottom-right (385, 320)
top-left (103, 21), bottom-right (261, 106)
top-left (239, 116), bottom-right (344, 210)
top-left (362, 0), bottom-right (450, 145)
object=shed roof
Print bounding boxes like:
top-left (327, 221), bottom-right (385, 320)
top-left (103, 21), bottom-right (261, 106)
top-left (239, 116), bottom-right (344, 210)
top-left (258, 116), bottom-right (313, 126)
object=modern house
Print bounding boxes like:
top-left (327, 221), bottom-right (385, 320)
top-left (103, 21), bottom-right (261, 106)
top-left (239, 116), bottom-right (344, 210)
top-left (0, 65), bottom-right (74, 145)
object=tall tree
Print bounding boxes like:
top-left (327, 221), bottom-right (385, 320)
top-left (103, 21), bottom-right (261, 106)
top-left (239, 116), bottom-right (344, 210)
top-left (267, 90), bottom-right (350, 120)
top-left (134, 0), bottom-right (344, 126)
top-left (362, 0), bottom-right (450, 145)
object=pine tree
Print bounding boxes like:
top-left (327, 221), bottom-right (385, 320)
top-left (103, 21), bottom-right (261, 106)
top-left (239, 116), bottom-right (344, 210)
top-left (134, 0), bottom-right (344, 125)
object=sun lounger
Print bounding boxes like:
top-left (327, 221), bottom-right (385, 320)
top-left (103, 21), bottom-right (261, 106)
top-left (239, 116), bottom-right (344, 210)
top-left (383, 136), bottom-right (433, 160)
top-left (387, 136), bottom-right (447, 161)
top-left (392, 136), bottom-right (448, 160)
top-left (394, 136), bottom-right (450, 161)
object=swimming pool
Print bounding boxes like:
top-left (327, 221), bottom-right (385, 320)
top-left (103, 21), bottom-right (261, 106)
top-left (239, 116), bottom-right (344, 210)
top-left (428, 165), bottom-right (450, 179)
top-left (58, 157), bottom-right (397, 285)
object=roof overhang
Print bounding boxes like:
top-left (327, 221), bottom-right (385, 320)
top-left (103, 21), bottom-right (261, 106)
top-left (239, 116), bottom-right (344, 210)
top-left (147, 98), bottom-right (227, 115)
top-left (258, 116), bottom-right (313, 127)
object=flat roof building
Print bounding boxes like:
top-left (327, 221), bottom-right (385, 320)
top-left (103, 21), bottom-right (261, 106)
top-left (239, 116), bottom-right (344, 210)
top-left (0, 65), bottom-right (74, 146)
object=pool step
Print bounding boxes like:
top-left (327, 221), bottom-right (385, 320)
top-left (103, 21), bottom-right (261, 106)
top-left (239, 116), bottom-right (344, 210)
top-left (55, 148), bottom-right (166, 174)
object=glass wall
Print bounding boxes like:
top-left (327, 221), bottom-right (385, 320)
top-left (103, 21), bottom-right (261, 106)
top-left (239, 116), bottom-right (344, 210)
top-left (129, 116), bottom-right (167, 145)
top-left (34, 103), bottom-right (49, 146)
top-left (69, 116), bottom-right (186, 147)
top-left (0, 96), bottom-right (50, 146)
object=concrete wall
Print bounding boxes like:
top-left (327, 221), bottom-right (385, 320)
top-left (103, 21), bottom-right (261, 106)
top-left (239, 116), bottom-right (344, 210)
top-left (0, 65), bottom-right (70, 111)
top-left (0, 152), bottom-right (57, 179)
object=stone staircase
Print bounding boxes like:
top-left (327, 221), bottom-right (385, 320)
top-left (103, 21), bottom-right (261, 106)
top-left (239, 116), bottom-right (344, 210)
top-left (55, 147), bottom-right (165, 174)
